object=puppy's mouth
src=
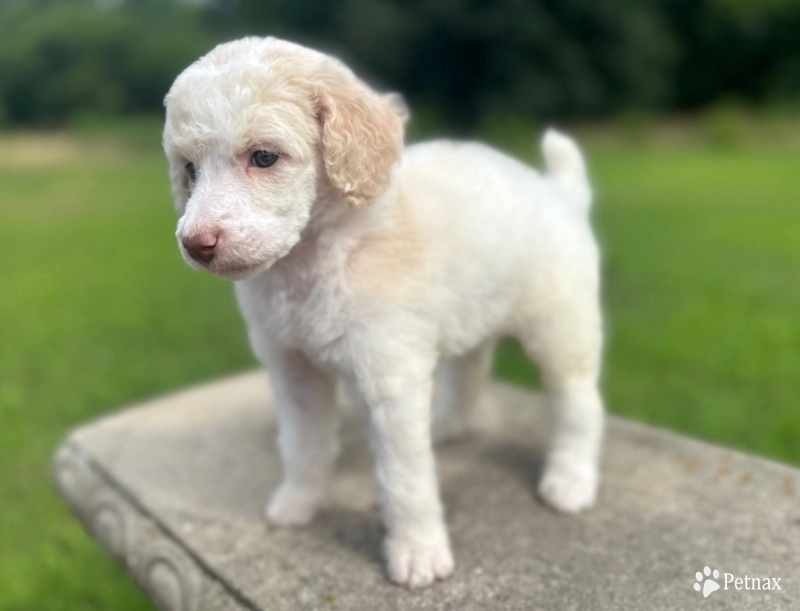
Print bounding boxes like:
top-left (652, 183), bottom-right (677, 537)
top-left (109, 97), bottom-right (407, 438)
top-left (208, 237), bottom-right (301, 281)
top-left (179, 233), bottom-right (299, 281)
top-left (212, 261), bottom-right (271, 281)
top-left (180, 248), bottom-right (274, 281)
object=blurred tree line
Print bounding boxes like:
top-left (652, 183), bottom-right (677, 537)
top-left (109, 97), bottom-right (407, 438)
top-left (1, 0), bottom-right (799, 129)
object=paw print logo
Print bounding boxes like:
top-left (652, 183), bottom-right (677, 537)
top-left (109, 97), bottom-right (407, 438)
top-left (693, 566), bottom-right (721, 598)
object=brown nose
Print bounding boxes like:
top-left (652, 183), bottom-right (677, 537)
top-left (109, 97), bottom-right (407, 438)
top-left (182, 232), bottom-right (219, 263)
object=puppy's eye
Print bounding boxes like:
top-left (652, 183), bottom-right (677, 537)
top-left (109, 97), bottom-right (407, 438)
top-left (185, 162), bottom-right (197, 182)
top-left (251, 150), bottom-right (279, 168)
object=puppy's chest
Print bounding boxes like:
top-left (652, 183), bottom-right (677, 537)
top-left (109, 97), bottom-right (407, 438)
top-left (241, 247), bottom-right (354, 357)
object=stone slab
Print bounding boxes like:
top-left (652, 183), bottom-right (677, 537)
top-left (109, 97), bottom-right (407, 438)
top-left (53, 371), bottom-right (800, 610)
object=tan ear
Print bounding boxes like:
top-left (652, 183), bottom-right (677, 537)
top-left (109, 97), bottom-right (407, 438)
top-left (317, 75), bottom-right (405, 208)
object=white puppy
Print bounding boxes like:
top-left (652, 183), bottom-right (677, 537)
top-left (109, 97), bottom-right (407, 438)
top-left (164, 37), bottom-right (604, 589)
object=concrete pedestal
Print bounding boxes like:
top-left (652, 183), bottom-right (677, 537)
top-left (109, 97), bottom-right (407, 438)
top-left (53, 372), bottom-right (799, 610)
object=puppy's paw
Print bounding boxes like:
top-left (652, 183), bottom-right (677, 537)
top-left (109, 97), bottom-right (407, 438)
top-left (265, 483), bottom-right (323, 527)
top-left (538, 459), bottom-right (598, 514)
top-left (384, 533), bottom-right (455, 589)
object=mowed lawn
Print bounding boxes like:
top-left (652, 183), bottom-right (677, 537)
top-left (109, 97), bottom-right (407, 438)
top-left (1, 129), bottom-right (799, 610)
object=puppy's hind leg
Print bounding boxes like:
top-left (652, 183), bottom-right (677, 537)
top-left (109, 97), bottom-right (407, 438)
top-left (431, 341), bottom-right (496, 443)
top-left (520, 301), bottom-right (604, 514)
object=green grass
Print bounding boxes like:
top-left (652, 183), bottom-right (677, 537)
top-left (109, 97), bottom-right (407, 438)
top-left (2, 124), bottom-right (799, 610)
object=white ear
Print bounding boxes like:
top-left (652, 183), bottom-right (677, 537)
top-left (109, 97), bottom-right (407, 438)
top-left (162, 111), bottom-right (191, 215)
top-left (166, 156), bottom-right (191, 214)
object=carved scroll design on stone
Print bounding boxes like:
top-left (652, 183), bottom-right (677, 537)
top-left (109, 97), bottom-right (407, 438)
top-left (53, 444), bottom-right (101, 510)
top-left (52, 441), bottom-right (245, 611)
top-left (134, 540), bottom-right (202, 611)
top-left (89, 490), bottom-right (129, 561)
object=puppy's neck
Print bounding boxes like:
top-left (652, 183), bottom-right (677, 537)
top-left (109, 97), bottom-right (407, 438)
top-left (258, 169), bottom-right (404, 287)
top-left (304, 171), bottom-right (400, 241)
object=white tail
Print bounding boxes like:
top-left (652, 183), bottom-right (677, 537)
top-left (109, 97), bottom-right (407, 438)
top-left (541, 129), bottom-right (592, 216)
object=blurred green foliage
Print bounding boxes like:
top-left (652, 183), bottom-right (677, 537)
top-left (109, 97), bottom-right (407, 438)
top-left (0, 0), bottom-right (216, 126)
top-left (2, 0), bottom-right (800, 129)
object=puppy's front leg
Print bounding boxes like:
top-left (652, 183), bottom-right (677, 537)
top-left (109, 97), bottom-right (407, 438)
top-left (354, 359), bottom-right (454, 588)
top-left (264, 347), bottom-right (338, 527)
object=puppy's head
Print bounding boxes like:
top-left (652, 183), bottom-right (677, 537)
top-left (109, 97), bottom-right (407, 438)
top-left (163, 37), bottom-right (406, 280)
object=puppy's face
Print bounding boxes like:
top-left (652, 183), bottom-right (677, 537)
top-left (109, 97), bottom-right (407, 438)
top-left (163, 38), bottom-right (405, 281)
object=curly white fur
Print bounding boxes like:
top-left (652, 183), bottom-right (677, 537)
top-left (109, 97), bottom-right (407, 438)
top-left (164, 36), bottom-right (605, 589)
